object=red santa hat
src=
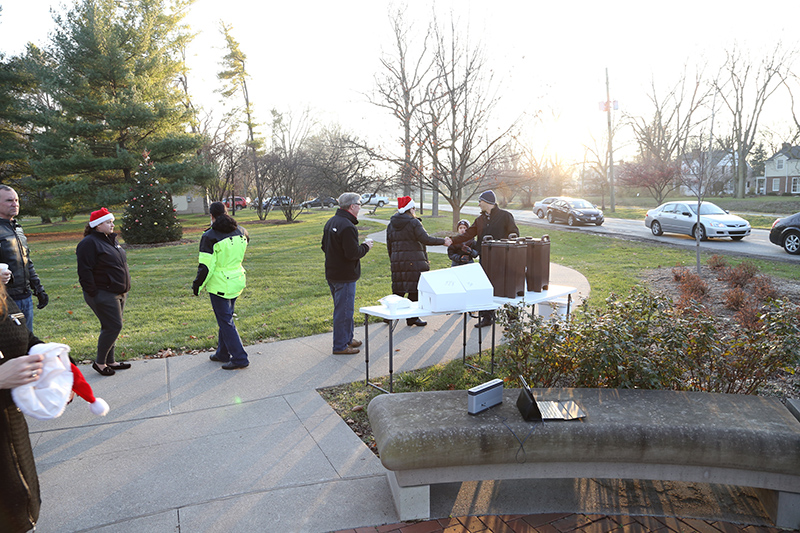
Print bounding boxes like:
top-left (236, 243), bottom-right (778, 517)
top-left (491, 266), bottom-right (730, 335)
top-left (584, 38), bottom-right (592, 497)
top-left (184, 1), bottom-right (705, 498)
top-left (89, 207), bottom-right (114, 228)
top-left (12, 343), bottom-right (109, 419)
top-left (70, 363), bottom-right (110, 416)
top-left (397, 196), bottom-right (416, 214)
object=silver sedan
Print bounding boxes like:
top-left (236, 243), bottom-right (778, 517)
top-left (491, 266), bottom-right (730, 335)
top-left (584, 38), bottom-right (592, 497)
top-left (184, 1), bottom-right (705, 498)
top-left (644, 201), bottom-right (751, 241)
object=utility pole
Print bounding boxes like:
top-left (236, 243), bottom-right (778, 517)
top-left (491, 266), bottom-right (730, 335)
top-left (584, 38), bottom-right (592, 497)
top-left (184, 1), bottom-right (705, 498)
top-left (605, 68), bottom-right (616, 213)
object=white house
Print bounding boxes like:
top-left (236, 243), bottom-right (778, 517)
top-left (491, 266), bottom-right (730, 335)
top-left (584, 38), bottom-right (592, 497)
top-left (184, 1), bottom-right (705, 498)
top-left (172, 187), bottom-right (208, 214)
top-left (756, 143), bottom-right (800, 196)
top-left (679, 150), bottom-right (750, 196)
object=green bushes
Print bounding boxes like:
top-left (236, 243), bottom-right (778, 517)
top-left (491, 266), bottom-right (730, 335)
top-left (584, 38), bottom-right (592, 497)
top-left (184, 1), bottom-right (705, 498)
top-left (496, 285), bottom-right (800, 396)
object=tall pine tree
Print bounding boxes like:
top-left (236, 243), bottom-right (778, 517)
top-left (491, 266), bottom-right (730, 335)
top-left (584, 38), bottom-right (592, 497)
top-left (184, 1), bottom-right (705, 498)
top-left (29, 0), bottom-right (212, 208)
top-left (120, 150), bottom-right (182, 244)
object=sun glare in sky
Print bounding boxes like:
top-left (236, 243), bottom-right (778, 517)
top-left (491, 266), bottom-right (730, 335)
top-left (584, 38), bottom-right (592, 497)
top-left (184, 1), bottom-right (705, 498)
top-left (1, 0), bottom-right (795, 167)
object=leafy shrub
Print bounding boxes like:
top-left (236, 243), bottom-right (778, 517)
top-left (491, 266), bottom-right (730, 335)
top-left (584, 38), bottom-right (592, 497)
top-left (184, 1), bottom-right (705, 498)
top-left (675, 269), bottom-right (708, 301)
top-left (707, 255), bottom-right (728, 271)
top-left (724, 286), bottom-right (747, 310)
top-left (721, 260), bottom-right (759, 288)
top-left (735, 300), bottom-right (762, 331)
top-left (496, 285), bottom-right (800, 397)
top-left (752, 275), bottom-right (779, 301)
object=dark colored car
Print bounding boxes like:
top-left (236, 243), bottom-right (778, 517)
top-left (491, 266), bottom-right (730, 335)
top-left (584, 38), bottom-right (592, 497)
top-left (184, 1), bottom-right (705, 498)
top-left (546, 198), bottom-right (604, 226)
top-left (769, 211), bottom-right (800, 255)
top-left (263, 196), bottom-right (293, 208)
top-left (300, 196), bottom-right (338, 208)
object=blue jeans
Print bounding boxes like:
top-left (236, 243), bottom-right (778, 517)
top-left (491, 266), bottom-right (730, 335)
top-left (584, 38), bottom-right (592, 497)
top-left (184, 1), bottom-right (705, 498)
top-left (209, 293), bottom-right (249, 365)
top-left (13, 296), bottom-right (34, 333)
top-left (328, 281), bottom-right (356, 352)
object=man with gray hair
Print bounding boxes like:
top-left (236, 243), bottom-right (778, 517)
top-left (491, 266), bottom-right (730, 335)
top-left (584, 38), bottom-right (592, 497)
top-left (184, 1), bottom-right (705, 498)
top-left (321, 192), bottom-right (373, 355)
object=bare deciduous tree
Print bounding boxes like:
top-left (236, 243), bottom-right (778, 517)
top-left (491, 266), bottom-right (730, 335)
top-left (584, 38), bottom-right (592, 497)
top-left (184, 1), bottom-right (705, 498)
top-left (305, 126), bottom-right (386, 197)
top-left (628, 68), bottom-right (710, 164)
top-left (263, 108), bottom-right (315, 222)
top-left (370, 5), bottom-right (434, 196)
top-left (420, 14), bottom-right (515, 228)
top-left (714, 43), bottom-right (795, 198)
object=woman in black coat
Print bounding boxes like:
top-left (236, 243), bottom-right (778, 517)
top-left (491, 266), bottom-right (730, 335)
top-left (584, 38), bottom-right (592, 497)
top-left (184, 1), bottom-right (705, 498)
top-left (0, 282), bottom-right (45, 532)
top-left (76, 208), bottom-right (132, 376)
top-left (386, 197), bottom-right (451, 327)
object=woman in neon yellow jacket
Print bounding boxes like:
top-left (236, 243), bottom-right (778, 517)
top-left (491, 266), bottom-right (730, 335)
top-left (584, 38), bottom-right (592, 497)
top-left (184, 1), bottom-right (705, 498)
top-left (192, 202), bottom-right (250, 370)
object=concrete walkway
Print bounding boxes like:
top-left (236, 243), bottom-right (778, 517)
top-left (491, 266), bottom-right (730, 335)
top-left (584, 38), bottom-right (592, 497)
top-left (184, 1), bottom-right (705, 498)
top-left (25, 227), bottom-right (774, 532)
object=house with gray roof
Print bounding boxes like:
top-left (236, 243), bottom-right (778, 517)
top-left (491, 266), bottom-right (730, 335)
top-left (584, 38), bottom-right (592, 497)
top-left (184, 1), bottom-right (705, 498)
top-left (757, 143), bottom-right (800, 195)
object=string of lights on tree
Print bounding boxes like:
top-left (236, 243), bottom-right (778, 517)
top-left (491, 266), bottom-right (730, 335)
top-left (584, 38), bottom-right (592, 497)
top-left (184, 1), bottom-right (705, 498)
top-left (120, 150), bottom-right (183, 244)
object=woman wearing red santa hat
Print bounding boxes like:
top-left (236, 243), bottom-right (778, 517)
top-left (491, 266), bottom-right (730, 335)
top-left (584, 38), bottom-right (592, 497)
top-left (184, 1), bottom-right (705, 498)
top-left (0, 281), bottom-right (44, 532)
top-left (386, 196), bottom-right (452, 327)
top-left (76, 208), bottom-right (132, 376)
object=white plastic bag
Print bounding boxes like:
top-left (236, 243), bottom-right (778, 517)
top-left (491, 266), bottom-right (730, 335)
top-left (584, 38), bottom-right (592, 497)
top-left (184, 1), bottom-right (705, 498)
top-left (11, 343), bottom-right (74, 420)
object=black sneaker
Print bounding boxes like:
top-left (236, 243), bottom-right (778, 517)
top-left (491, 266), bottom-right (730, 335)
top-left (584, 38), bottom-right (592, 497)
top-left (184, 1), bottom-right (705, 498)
top-left (221, 361), bottom-right (249, 370)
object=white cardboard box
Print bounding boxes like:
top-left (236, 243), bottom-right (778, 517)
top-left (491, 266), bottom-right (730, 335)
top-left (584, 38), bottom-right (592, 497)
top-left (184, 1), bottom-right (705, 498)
top-left (418, 264), bottom-right (494, 312)
top-left (453, 263), bottom-right (494, 307)
top-left (418, 269), bottom-right (467, 312)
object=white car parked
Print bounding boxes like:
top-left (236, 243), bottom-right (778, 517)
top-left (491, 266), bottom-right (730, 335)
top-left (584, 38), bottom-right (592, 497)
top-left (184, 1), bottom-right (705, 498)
top-left (644, 201), bottom-right (751, 241)
top-left (361, 193), bottom-right (389, 207)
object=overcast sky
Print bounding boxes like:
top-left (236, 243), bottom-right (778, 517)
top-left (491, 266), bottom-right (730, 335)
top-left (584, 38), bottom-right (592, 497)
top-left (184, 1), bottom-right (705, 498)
top-left (1, 0), bottom-right (797, 164)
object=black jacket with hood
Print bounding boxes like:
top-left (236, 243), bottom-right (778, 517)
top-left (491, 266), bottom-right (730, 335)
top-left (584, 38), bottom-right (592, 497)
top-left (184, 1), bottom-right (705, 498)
top-left (76, 230), bottom-right (131, 297)
top-left (386, 211), bottom-right (445, 294)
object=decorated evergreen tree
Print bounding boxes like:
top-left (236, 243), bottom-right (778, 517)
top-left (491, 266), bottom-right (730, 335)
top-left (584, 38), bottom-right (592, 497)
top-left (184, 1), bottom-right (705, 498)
top-left (120, 151), bottom-right (183, 244)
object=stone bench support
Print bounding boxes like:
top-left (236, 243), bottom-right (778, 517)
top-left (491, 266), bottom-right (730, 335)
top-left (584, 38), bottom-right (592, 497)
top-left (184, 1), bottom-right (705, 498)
top-left (368, 389), bottom-right (800, 528)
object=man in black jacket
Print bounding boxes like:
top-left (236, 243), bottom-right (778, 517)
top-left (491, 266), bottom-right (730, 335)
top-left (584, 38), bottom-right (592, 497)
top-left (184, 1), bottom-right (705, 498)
top-left (451, 190), bottom-right (519, 327)
top-left (0, 186), bottom-right (49, 332)
top-left (321, 192), bottom-right (373, 355)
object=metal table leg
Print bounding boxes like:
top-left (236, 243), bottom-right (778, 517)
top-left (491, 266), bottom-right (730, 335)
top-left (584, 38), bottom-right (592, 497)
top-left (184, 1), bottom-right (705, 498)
top-left (462, 312), bottom-right (467, 363)
top-left (366, 316), bottom-right (391, 394)
top-left (364, 313), bottom-right (369, 386)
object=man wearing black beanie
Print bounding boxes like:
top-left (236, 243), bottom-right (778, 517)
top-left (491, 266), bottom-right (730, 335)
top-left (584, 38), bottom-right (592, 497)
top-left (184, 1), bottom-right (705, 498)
top-left (450, 190), bottom-right (519, 327)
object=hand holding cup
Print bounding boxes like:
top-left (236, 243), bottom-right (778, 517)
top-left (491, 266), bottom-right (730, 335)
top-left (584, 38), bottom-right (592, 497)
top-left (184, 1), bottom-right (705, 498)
top-left (0, 263), bottom-right (10, 285)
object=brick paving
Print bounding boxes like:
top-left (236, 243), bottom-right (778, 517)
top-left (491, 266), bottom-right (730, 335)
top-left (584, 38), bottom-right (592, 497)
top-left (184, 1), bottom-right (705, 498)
top-left (330, 513), bottom-right (786, 533)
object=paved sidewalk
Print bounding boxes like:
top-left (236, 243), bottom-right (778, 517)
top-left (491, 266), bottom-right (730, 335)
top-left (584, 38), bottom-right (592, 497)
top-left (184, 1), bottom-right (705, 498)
top-left (25, 248), bottom-right (776, 531)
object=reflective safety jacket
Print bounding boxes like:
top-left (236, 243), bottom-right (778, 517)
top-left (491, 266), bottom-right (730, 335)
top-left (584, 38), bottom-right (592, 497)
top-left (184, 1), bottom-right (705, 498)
top-left (193, 217), bottom-right (248, 299)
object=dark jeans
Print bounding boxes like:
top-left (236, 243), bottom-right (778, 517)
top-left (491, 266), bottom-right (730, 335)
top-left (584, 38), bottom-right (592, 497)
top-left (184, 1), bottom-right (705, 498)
top-left (328, 281), bottom-right (356, 351)
top-left (13, 296), bottom-right (34, 333)
top-left (83, 290), bottom-right (126, 365)
top-left (209, 294), bottom-right (249, 365)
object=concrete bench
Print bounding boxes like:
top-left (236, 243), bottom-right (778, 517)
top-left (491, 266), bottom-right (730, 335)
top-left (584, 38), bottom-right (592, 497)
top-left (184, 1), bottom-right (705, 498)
top-left (368, 388), bottom-right (800, 528)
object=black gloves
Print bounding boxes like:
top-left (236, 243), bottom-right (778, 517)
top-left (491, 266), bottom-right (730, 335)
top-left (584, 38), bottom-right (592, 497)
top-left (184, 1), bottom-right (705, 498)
top-left (36, 290), bottom-right (49, 309)
top-left (192, 282), bottom-right (200, 296)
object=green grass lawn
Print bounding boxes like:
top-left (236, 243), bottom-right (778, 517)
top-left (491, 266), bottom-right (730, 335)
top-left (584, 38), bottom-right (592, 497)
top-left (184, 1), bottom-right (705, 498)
top-left (19, 206), bottom-right (800, 362)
